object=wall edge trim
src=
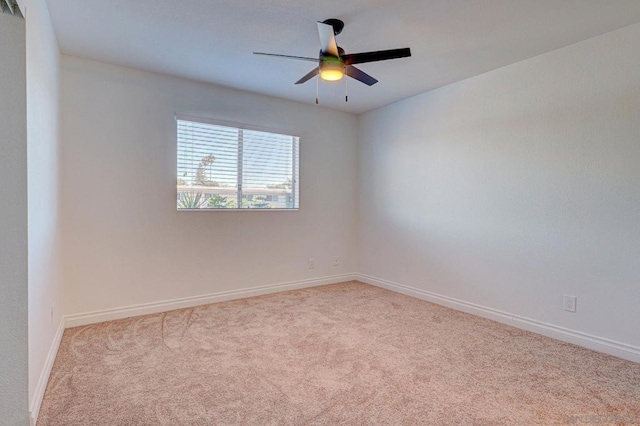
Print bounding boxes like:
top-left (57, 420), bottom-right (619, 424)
top-left (357, 273), bottom-right (640, 363)
top-left (64, 273), bottom-right (357, 328)
top-left (29, 319), bottom-right (64, 426)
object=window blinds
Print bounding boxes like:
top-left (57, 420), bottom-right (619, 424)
top-left (177, 117), bottom-right (299, 210)
top-left (1, 0), bottom-right (23, 16)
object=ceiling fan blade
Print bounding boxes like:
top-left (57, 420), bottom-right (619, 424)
top-left (317, 21), bottom-right (340, 57)
top-left (346, 65), bottom-right (378, 86)
top-left (253, 52), bottom-right (320, 62)
top-left (295, 67), bottom-right (320, 85)
top-left (342, 48), bottom-right (411, 65)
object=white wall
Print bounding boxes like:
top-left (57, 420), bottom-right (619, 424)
top-left (358, 23), bottom-right (640, 351)
top-left (0, 9), bottom-right (29, 425)
top-left (60, 56), bottom-right (358, 316)
top-left (56, 17), bottom-right (639, 363)
top-left (24, 0), bottom-right (63, 416)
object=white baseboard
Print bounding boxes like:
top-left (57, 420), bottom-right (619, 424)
top-left (64, 273), bottom-right (357, 328)
top-left (29, 319), bottom-right (65, 426)
top-left (357, 273), bottom-right (640, 364)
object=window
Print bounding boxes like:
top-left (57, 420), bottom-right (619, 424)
top-left (177, 116), bottom-right (299, 210)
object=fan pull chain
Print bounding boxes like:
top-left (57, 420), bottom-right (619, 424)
top-left (345, 68), bottom-right (349, 102)
top-left (316, 73), bottom-right (319, 105)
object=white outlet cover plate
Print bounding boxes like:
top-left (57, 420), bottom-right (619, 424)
top-left (563, 295), bottom-right (577, 313)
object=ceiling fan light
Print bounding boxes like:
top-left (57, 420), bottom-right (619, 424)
top-left (319, 61), bottom-right (344, 81)
top-left (320, 69), bottom-right (344, 81)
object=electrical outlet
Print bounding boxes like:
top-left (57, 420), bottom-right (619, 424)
top-left (333, 256), bottom-right (339, 266)
top-left (308, 258), bottom-right (315, 269)
top-left (563, 295), bottom-right (577, 313)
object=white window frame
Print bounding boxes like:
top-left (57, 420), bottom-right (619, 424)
top-left (176, 114), bottom-right (300, 211)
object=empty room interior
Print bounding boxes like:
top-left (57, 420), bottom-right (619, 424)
top-left (2, 0), bottom-right (640, 424)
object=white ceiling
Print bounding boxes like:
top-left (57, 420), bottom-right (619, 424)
top-left (46, 0), bottom-right (640, 114)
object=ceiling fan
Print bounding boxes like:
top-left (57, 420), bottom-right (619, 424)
top-left (254, 19), bottom-right (411, 101)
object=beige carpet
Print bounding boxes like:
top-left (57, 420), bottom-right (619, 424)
top-left (38, 282), bottom-right (640, 425)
